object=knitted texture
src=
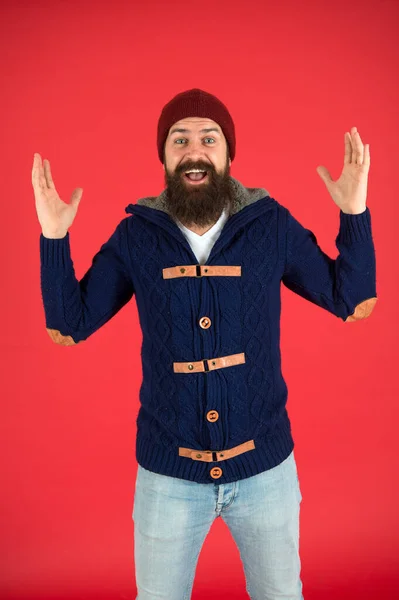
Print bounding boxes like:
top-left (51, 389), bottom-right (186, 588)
top-left (39, 178), bottom-right (377, 484)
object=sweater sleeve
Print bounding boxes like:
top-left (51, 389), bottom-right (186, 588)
top-left (40, 218), bottom-right (135, 345)
top-left (281, 206), bottom-right (377, 322)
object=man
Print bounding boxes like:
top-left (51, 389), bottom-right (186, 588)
top-left (33, 88), bottom-right (377, 600)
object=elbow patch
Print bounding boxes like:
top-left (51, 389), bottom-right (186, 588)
top-left (345, 297), bottom-right (377, 322)
top-left (46, 328), bottom-right (80, 346)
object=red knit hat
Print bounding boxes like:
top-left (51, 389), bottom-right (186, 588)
top-left (157, 88), bottom-right (236, 164)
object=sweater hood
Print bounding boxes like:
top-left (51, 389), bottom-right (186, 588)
top-left (125, 176), bottom-right (270, 217)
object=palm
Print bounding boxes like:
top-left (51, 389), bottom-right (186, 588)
top-left (32, 154), bottom-right (83, 233)
top-left (316, 127), bottom-right (370, 214)
top-left (36, 185), bottom-right (70, 222)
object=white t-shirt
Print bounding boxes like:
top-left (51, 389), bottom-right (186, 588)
top-left (175, 208), bottom-right (229, 265)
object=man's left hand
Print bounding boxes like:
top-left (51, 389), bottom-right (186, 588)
top-left (316, 126), bottom-right (370, 215)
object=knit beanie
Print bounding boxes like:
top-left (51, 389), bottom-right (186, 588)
top-left (157, 88), bottom-right (236, 164)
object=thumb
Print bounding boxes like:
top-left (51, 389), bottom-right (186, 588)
top-left (70, 188), bottom-right (83, 210)
top-left (316, 166), bottom-right (333, 186)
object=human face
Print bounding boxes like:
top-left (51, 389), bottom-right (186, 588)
top-left (164, 117), bottom-right (230, 178)
top-left (163, 117), bottom-right (233, 227)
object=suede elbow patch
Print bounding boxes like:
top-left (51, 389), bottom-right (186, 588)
top-left (345, 297), bottom-right (378, 322)
top-left (46, 328), bottom-right (80, 346)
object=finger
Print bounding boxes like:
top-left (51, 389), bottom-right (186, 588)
top-left (32, 153), bottom-right (47, 193)
top-left (352, 127), bottom-right (364, 165)
top-left (344, 132), bottom-right (352, 165)
top-left (363, 143), bottom-right (370, 168)
top-left (32, 154), bottom-right (40, 188)
top-left (43, 159), bottom-right (56, 190)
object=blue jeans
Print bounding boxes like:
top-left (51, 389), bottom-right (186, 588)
top-left (132, 450), bottom-right (304, 600)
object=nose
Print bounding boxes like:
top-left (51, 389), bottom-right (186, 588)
top-left (182, 139), bottom-right (211, 164)
top-left (186, 150), bottom-right (206, 161)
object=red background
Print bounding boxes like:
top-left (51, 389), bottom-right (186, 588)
top-left (1, 0), bottom-right (398, 598)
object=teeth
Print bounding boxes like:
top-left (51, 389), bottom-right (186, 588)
top-left (185, 168), bottom-right (206, 174)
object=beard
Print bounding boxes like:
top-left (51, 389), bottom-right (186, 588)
top-left (163, 152), bottom-right (232, 228)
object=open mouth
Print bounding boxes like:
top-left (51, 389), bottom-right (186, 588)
top-left (184, 170), bottom-right (208, 184)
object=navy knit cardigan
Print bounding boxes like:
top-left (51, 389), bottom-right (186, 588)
top-left (39, 177), bottom-right (377, 484)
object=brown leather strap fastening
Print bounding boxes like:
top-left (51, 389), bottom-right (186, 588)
top-left (163, 264), bottom-right (241, 279)
top-left (173, 352), bottom-right (245, 373)
top-left (179, 439), bottom-right (255, 462)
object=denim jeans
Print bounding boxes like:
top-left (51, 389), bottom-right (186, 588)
top-left (132, 450), bottom-right (303, 600)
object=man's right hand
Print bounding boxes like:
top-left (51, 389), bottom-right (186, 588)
top-left (32, 153), bottom-right (83, 238)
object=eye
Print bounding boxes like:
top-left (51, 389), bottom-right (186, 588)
top-left (173, 138), bottom-right (216, 145)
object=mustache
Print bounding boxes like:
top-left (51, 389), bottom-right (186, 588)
top-left (175, 162), bottom-right (214, 175)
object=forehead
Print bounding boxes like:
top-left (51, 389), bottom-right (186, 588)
top-left (168, 117), bottom-right (223, 136)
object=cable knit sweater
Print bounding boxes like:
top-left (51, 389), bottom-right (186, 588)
top-left (39, 176), bottom-right (377, 484)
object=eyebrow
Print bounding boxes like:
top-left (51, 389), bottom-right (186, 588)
top-left (169, 127), bottom-right (221, 136)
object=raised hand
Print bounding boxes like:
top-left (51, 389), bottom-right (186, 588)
top-left (316, 127), bottom-right (370, 215)
top-left (32, 153), bottom-right (83, 238)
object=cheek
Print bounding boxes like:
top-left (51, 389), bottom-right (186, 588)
top-left (164, 149), bottom-right (179, 171)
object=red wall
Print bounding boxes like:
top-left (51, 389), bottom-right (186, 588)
top-left (1, 0), bottom-right (397, 598)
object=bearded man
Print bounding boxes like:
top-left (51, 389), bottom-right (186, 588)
top-left (34, 88), bottom-right (377, 600)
